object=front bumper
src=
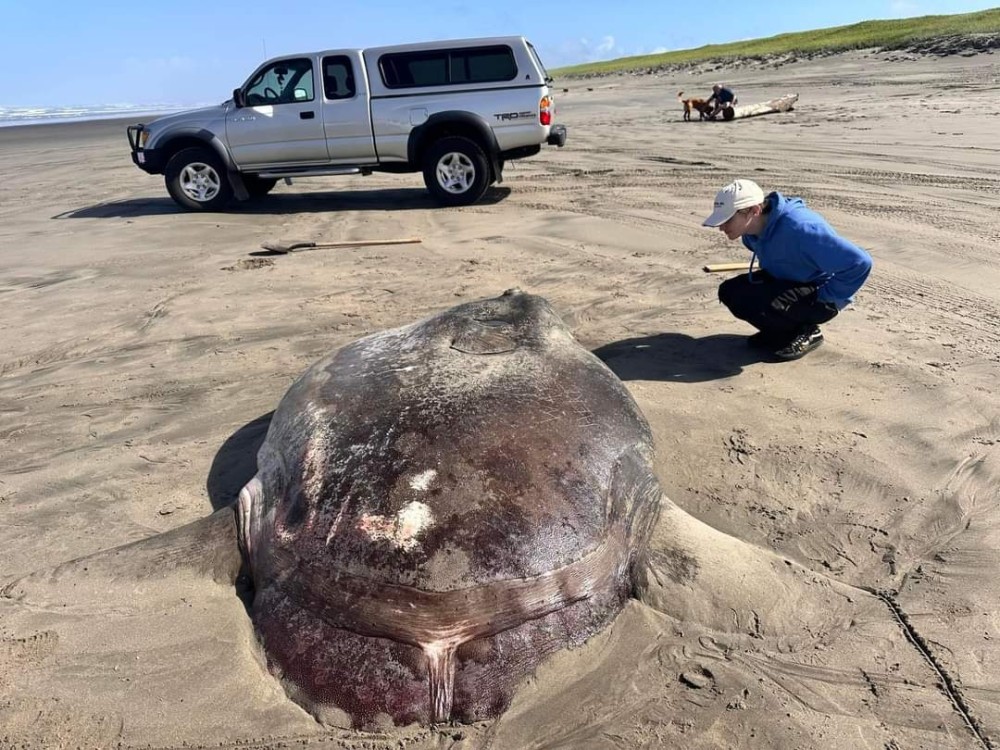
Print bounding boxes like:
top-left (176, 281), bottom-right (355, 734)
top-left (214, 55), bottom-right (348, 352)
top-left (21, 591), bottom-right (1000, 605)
top-left (127, 124), bottom-right (166, 174)
top-left (547, 124), bottom-right (567, 147)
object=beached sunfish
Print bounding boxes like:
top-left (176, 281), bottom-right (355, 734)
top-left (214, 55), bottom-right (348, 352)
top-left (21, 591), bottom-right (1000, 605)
top-left (237, 289), bottom-right (662, 727)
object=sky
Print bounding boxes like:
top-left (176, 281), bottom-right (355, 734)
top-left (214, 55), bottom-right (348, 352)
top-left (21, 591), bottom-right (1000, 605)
top-left (1, 0), bottom-right (996, 108)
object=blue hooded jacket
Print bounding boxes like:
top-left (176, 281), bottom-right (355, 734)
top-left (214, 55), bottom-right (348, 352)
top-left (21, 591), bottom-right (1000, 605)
top-left (743, 192), bottom-right (872, 310)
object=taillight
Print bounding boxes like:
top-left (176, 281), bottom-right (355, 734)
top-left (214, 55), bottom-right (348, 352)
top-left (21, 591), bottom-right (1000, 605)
top-left (539, 95), bottom-right (553, 126)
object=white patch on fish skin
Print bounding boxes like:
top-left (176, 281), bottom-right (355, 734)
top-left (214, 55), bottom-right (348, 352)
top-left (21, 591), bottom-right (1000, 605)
top-left (358, 501), bottom-right (434, 551)
top-left (293, 417), bottom-right (334, 537)
top-left (275, 521), bottom-right (298, 544)
top-left (325, 502), bottom-right (348, 547)
top-left (302, 435), bottom-right (328, 507)
top-left (237, 475), bottom-right (263, 561)
top-left (409, 469), bottom-right (437, 492)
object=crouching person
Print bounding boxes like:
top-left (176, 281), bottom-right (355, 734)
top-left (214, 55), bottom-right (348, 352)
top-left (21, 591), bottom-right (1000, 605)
top-left (707, 84), bottom-right (736, 119)
top-left (703, 179), bottom-right (873, 360)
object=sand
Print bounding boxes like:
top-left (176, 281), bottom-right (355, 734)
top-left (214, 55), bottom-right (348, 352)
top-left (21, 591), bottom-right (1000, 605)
top-left (1, 47), bottom-right (999, 749)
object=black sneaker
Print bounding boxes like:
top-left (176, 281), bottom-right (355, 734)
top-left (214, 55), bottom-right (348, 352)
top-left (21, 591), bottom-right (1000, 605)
top-left (773, 326), bottom-right (824, 360)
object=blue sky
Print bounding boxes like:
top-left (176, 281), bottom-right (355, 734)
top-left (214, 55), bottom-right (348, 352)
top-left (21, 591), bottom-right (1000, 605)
top-left (2, 0), bottom-right (996, 107)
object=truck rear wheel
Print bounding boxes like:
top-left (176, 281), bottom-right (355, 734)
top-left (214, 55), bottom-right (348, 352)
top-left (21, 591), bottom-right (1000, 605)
top-left (164, 146), bottom-right (233, 211)
top-left (422, 136), bottom-right (489, 207)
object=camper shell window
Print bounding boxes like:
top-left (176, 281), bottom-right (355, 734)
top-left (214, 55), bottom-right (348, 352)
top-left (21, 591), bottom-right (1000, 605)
top-left (379, 45), bottom-right (517, 89)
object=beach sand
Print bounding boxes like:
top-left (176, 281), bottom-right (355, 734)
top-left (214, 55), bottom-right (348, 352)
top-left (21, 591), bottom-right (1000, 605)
top-left (1, 48), bottom-right (999, 749)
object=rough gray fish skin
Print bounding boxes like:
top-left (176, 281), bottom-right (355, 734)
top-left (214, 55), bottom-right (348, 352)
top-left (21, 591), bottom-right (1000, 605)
top-left (238, 289), bottom-right (662, 727)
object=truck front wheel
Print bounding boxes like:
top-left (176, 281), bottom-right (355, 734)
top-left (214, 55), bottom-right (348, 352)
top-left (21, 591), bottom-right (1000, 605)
top-left (164, 147), bottom-right (233, 211)
top-left (422, 137), bottom-right (490, 207)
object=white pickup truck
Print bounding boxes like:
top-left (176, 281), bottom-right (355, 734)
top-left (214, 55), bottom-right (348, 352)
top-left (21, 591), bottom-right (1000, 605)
top-left (127, 36), bottom-right (566, 210)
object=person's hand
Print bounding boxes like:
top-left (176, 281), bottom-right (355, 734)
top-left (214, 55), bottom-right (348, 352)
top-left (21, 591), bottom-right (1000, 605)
top-left (770, 284), bottom-right (816, 314)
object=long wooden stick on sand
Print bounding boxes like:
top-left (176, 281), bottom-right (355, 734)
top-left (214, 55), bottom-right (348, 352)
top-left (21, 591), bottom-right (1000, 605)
top-left (703, 261), bottom-right (757, 273)
top-left (261, 238), bottom-right (422, 254)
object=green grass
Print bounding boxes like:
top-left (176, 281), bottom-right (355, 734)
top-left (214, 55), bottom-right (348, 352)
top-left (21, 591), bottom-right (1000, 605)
top-left (552, 7), bottom-right (1000, 77)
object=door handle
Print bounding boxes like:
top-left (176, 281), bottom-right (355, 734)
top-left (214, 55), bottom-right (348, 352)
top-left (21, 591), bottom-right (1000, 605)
top-left (300, 111), bottom-right (315, 120)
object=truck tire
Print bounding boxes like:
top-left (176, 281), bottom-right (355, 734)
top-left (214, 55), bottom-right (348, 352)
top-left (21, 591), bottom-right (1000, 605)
top-left (164, 146), bottom-right (233, 211)
top-left (243, 175), bottom-right (278, 199)
top-left (422, 136), bottom-right (490, 207)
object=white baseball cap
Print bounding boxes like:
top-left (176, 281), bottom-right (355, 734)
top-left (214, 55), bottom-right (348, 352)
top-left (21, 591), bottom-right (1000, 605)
top-left (702, 179), bottom-right (765, 227)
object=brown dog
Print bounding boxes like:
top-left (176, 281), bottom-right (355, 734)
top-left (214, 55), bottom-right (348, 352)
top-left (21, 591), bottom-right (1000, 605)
top-left (677, 90), bottom-right (713, 121)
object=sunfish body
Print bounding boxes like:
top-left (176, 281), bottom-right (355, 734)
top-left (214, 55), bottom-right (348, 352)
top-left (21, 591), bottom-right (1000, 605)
top-left (238, 290), bottom-right (662, 727)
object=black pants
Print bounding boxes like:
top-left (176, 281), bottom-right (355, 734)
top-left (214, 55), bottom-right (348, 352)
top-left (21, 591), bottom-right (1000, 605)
top-left (718, 271), bottom-right (838, 339)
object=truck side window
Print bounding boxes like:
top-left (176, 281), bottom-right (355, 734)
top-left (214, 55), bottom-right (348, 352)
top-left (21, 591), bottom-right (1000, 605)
top-left (323, 56), bottom-right (356, 100)
top-left (451, 49), bottom-right (517, 83)
top-left (380, 46), bottom-right (516, 89)
top-left (245, 58), bottom-right (314, 106)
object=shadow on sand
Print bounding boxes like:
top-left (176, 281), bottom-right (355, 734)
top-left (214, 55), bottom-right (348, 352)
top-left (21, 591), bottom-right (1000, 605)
top-left (52, 186), bottom-right (512, 220)
top-left (593, 332), bottom-right (771, 383)
top-left (206, 412), bottom-right (273, 511)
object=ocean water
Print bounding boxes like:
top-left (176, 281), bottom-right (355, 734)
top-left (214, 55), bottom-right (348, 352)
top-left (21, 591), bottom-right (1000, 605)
top-left (0, 103), bottom-right (203, 128)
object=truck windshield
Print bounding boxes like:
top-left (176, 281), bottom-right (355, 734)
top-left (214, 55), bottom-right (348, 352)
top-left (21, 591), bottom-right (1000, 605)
top-left (527, 42), bottom-right (553, 85)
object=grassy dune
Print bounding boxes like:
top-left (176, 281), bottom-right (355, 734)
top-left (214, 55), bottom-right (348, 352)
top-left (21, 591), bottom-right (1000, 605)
top-left (553, 7), bottom-right (1000, 76)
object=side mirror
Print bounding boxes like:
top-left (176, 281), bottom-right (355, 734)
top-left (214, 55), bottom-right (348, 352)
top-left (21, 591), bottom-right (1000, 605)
top-left (293, 88), bottom-right (308, 101)
top-left (232, 88), bottom-right (245, 108)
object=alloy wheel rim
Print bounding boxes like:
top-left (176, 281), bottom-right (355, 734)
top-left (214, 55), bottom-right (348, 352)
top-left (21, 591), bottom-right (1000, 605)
top-left (179, 162), bottom-right (221, 202)
top-left (435, 152), bottom-right (475, 194)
